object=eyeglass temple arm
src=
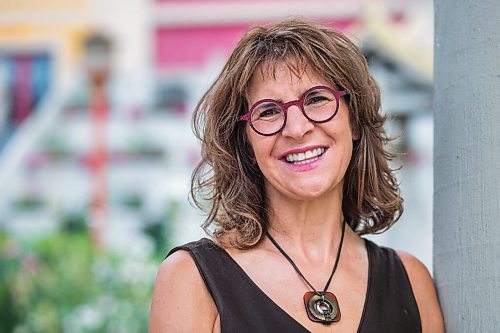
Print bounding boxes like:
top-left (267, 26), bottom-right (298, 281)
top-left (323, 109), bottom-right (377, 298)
top-left (338, 90), bottom-right (348, 97)
top-left (239, 113), bottom-right (251, 121)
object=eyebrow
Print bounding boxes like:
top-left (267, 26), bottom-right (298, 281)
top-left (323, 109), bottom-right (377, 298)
top-left (256, 101), bottom-right (280, 108)
top-left (253, 85), bottom-right (324, 105)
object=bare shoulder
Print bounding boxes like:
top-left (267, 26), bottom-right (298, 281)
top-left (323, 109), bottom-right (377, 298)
top-left (397, 251), bottom-right (445, 333)
top-left (149, 250), bottom-right (218, 333)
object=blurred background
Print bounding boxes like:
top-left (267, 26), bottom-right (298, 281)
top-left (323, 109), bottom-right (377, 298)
top-left (0, 0), bottom-right (433, 332)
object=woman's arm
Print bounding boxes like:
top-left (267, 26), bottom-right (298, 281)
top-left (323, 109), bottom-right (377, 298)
top-left (398, 251), bottom-right (445, 333)
top-left (149, 250), bottom-right (219, 332)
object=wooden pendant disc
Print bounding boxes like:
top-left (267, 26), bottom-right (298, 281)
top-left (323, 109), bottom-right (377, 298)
top-left (303, 291), bottom-right (341, 324)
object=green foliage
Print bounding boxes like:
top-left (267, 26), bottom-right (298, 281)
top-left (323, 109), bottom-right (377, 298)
top-left (0, 230), bottom-right (159, 333)
top-left (121, 193), bottom-right (144, 211)
top-left (60, 212), bottom-right (88, 234)
top-left (13, 195), bottom-right (45, 211)
top-left (143, 200), bottom-right (180, 258)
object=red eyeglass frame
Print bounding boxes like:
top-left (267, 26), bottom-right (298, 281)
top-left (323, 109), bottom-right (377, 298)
top-left (239, 85), bottom-right (348, 136)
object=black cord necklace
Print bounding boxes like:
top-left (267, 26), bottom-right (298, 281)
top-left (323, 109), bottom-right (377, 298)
top-left (265, 220), bottom-right (346, 325)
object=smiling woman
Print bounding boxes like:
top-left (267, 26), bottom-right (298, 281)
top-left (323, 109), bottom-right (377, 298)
top-left (245, 67), bottom-right (355, 203)
top-left (149, 19), bottom-right (444, 333)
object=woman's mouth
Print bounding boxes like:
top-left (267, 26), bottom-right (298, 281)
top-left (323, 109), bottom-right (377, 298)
top-left (284, 147), bottom-right (326, 165)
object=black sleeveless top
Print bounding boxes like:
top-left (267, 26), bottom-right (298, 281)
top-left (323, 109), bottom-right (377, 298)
top-left (167, 238), bottom-right (422, 333)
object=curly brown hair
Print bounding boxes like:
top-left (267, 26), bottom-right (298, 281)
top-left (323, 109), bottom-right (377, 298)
top-left (191, 19), bottom-right (403, 249)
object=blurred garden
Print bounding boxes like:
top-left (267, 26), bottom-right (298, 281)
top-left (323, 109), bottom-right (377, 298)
top-left (0, 203), bottom-right (177, 333)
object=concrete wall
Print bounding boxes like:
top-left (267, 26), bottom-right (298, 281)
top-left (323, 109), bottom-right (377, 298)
top-left (434, 1), bottom-right (500, 332)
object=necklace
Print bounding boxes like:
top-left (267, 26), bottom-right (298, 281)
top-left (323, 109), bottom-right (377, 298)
top-left (265, 220), bottom-right (346, 325)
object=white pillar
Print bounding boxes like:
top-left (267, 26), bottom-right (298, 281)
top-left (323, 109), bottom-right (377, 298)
top-left (434, 1), bottom-right (500, 332)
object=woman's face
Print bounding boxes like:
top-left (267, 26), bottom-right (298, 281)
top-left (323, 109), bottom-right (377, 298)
top-left (246, 63), bottom-right (355, 203)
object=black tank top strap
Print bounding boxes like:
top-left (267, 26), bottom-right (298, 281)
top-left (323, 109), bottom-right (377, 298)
top-left (359, 239), bottom-right (422, 332)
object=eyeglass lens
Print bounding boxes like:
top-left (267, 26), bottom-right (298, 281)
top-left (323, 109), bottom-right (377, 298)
top-left (250, 87), bottom-right (338, 135)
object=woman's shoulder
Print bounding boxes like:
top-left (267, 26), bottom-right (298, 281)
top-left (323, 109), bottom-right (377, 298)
top-left (395, 250), bottom-right (445, 333)
top-left (149, 239), bottom-right (219, 332)
top-left (158, 237), bottom-right (220, 291)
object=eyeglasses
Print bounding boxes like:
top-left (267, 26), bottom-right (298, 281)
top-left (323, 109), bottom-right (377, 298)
top-left (239, 85), bottom-right (348, 136)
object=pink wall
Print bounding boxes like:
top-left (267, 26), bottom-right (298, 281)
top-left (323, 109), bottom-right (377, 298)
top-left (154, 19), bottom-right (356, 70)
top-left (155, 24), bottom-right (250, 69)
top-left (157, 0), bottom-right (273, 2)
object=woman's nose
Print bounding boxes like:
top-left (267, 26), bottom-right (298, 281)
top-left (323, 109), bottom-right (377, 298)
top-left (281, 105), bottom-right (314, 139)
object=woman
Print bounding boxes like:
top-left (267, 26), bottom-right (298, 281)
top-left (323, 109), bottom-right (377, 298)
top-left (150, 19), bottom-right (444, 332)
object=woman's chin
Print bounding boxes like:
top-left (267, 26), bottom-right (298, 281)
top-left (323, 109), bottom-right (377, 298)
top-left (272, 181), bottom-right (341, 202)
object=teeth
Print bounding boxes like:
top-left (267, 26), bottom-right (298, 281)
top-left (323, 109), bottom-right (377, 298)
top-left (285, 148), bottom-right (325, 163)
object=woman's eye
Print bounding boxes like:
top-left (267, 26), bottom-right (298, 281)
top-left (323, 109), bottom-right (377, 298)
top-left (254, 106), bottom-right (282, 119)
top-left (306, 96), bottom-right (328, 105)
top-left (259, 108), bottom-right (279, 117)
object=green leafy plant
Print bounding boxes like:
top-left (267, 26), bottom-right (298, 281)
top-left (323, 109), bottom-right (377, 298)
top-left (0, 229), bottom-right (161, 333)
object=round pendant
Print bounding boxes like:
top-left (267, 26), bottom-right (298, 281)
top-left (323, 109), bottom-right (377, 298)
top-left (303, 291), bottom-right (341, 324)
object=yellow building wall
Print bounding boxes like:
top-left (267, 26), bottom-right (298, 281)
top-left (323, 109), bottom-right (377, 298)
top-left (0, 0), bottom-right (93, 82)
top-left (0, 0), bottom-right (87, 12)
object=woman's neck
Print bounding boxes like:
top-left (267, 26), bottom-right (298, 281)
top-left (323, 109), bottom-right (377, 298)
top-left (265, 187), bottom-right (346, 262)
